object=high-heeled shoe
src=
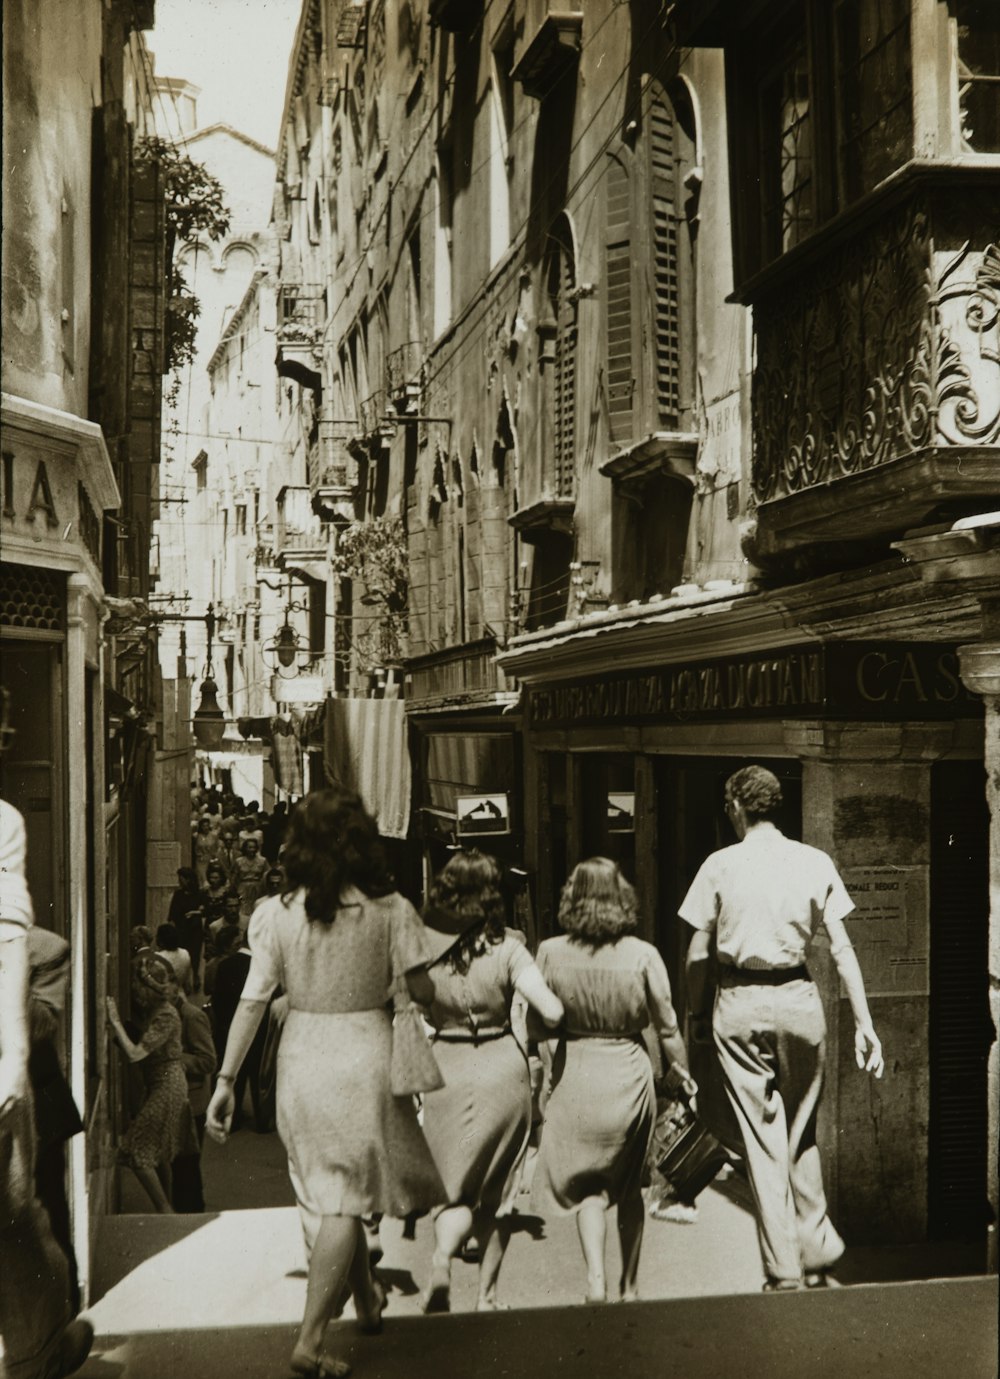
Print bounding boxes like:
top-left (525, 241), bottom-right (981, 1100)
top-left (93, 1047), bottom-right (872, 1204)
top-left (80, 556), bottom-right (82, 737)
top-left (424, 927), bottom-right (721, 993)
top-left (355, 1277), bottom-right (387, 1334)
top-left (290, 1344), bottom-right (352, 1377)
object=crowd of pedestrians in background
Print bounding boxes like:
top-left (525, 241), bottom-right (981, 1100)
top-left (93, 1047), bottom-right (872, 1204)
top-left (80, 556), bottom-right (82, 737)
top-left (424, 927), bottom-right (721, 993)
top-left (104, 787), bottom-right (296, 1217)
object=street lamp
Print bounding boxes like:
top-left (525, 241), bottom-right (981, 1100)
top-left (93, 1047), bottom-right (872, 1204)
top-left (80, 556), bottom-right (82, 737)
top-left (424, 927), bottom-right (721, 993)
top-left (192, 604), bottom-right (226, 750)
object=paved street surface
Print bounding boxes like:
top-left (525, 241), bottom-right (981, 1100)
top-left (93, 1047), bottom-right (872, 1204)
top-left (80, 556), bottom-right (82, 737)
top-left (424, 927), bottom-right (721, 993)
top-left (82, 1127), bottom-right (996, 1379)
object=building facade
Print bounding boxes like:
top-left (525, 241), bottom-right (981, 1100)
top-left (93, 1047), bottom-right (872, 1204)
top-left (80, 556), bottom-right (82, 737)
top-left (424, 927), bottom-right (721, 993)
top-left (1, 0), bottom-right (171, 1299)
top-left (267, 0), bottom-right (998, 1258)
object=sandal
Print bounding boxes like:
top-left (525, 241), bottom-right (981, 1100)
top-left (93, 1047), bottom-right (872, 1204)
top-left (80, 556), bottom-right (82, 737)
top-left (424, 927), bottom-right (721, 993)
top-left (290, 1345), bottom-right (352, 1378)
top-left (355, 1277), bottom-right (387, 1334)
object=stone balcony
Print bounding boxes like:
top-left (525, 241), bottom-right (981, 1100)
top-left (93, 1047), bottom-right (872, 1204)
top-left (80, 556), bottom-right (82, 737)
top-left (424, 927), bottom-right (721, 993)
top-left (746, 169), bottom-right (1000, 561)
top-left (274, 485), bottom-right (327, 571)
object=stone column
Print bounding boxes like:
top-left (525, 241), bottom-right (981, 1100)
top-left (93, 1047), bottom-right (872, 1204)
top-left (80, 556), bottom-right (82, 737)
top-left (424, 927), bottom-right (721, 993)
top-left (784, 720), bottom-right (955, 1243)
top-left (958, 642), bottom-right (1000, 1273)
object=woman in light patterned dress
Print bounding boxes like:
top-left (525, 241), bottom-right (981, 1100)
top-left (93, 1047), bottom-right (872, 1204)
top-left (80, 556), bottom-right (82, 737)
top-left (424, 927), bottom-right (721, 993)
top-left (206, 788), bottom-right (445, 1379)
top-left (106, 953), bottom-right (198, 1214)
top-left (418, 851), bottom-right (564, 1314)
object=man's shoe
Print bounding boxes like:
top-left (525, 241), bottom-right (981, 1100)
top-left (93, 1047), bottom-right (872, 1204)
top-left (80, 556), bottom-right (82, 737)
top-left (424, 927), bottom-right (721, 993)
top-left (805, 1269), bottom-right (841, 1289)
top-left (42, 1318), bottom-right (94, 1379)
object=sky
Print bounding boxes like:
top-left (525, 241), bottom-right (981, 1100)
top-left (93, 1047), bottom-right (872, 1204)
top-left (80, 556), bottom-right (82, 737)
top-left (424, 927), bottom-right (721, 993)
top-left (148, 0), bottom-right (303, 149)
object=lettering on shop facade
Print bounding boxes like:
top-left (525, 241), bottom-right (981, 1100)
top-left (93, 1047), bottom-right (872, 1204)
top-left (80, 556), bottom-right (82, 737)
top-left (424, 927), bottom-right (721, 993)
top-left (528, 644), bottom-right (980, 728)
top-left (1, 446), bottom-right (102, 564)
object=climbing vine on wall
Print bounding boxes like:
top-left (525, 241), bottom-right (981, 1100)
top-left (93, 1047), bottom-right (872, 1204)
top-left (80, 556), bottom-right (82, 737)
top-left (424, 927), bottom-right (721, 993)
top-left (134, 136), bottom-right (231, 375)
top-left (331, 517), bottom-right (409, 671)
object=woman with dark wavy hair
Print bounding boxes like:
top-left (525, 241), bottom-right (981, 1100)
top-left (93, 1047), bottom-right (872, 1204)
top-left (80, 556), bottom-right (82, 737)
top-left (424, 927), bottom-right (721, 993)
top-left (418, 850), bottom-right (564, 1314)
top-left (206, 788), bottom-right (445, 1379)
top-left (531, 858), bottom-right (694, 1304)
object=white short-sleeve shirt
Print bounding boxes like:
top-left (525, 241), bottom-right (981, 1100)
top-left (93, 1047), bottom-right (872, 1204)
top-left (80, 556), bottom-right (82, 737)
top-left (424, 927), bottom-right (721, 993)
top-left (678, 823), bottom-right (854, 970)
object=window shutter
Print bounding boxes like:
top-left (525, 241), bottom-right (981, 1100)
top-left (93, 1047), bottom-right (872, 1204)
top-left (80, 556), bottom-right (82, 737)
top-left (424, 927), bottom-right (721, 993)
top-left (554, 242), bottom-right (577, 497)
top-left (605, 152), bottom-right (633, 445)
top-left (648, 88), bottom-right (680, 426)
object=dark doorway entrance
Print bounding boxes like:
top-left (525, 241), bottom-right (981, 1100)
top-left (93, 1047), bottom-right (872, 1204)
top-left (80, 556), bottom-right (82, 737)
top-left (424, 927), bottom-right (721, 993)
top-left (929, 760), bottom-right (990, 1244)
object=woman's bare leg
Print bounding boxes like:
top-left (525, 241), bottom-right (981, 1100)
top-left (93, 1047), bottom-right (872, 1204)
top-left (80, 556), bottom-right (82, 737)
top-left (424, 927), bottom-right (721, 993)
top-left (131, 1166), bottom-right (173, 1213)
top-left (576, 1197), bottom-right (608, 1301)
top-left (617, 1190), bottom-right (645, 1299)
top-left (423, 1204), bottom-right (473, 1312)
top-left (475, 1208), bottom-right (511, 1310)
top-left (296, 1215), bottom-right (358, 1359)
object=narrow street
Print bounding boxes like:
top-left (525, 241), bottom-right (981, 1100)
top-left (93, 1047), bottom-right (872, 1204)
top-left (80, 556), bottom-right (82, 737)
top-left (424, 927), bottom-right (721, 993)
top-left (79, 1127), bottom-right (996, 1379)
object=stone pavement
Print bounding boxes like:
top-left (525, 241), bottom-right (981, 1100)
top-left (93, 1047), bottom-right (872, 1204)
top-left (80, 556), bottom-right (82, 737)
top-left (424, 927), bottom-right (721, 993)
top-left (81, 1127), bottom-right (996, 1379)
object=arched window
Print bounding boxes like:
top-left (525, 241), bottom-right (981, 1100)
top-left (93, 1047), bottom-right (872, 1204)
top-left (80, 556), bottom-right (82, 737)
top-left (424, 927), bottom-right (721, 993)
top-left (542, 215), bottom-right (577, 497)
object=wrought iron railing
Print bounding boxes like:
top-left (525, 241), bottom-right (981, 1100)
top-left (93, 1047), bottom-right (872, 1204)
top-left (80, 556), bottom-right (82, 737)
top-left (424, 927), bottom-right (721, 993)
top-left (751, 194), bottom-right (1000, 505)
top-left (386, 342), bottom-right (424, 409)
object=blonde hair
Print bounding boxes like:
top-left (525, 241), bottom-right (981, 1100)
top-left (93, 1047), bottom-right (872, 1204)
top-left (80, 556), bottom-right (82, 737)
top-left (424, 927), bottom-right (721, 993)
top-left (558, 857), bottom-right (638, 948)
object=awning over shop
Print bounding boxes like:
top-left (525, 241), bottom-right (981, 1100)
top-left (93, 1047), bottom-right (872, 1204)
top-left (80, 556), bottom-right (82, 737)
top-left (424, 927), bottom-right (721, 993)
top-left (324, 696), bottom-right (411, 840)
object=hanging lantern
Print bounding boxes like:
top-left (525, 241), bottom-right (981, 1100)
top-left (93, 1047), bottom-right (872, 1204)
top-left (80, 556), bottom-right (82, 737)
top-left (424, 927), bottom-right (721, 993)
top-left (192, 674), bottom-right (226, 750)
top-left (276, 622), bottom-right (299, 669)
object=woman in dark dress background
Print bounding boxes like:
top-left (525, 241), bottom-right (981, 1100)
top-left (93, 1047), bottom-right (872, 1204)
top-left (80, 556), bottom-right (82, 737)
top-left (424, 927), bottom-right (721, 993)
top-left (419, 851), bottom-right (563, 1313)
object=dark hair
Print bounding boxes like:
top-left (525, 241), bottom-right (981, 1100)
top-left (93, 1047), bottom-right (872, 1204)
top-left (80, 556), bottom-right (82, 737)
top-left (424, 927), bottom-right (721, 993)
top-left (558, 857), bottom-right (638, 948)
top-left (157, 923), bottom-right (179, 949)
top-left (281, 787), bottom-right (392, 921)
top-left (222, 890), bottom-right (242, 909)
top-left (215, 924), bottom-right (242, 956)
top-left (725, 765), bottom-right (783, 822)
top-left (205, 862), bottom-right (227, 886)
top-left (240, 837), bottom-right (259, 855)
top-left (177, 866), bottom-right (198, 886)
top-left (426, 850), bottom-right (506, 974)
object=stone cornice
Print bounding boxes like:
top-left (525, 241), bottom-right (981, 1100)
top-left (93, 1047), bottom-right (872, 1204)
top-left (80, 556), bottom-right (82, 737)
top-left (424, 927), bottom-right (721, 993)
top-left (497, 560), bottom-right (986, 683)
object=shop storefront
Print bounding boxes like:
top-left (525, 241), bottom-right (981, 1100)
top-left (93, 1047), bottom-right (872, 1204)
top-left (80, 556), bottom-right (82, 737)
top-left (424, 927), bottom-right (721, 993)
top-left (503, 616), bottom-right (990, 1252)
top-left (0, 392), bottom-right (120, 1301)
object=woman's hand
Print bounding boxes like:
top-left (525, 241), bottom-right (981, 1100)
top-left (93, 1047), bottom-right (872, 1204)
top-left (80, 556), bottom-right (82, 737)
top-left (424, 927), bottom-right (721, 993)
top-left (106, 995), bottom-right (121, 1026)
top-left (205, 1079), bottom-right (235, 1143)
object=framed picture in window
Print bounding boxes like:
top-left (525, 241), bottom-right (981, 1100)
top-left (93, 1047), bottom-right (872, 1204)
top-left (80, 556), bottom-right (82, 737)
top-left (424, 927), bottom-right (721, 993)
top-left (607, 792), bottom-right (636, 834)
top-left (456, 792), bottom-right (511, 837)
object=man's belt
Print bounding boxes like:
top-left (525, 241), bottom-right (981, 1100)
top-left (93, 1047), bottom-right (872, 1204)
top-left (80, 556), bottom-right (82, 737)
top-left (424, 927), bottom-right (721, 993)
top-left (718, 964), bottom-right (810, 987)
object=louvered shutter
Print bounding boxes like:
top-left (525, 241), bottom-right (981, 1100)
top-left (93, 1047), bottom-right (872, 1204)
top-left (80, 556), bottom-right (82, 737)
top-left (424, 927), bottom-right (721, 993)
top-left (605, 152), bottom-right (633, 445)
top-left (552, 235), bottom-right (576, 498)
top-left (648, 88), bottom-right (680, 426)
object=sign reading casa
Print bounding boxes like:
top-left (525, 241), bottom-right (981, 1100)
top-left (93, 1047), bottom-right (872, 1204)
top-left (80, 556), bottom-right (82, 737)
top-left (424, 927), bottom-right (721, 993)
top-left (528, 643), bottom-right (979, 728)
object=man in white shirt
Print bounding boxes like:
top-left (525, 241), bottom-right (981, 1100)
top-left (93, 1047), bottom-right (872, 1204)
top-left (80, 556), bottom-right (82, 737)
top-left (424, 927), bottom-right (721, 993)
top-left (681, 764), bottom-right (883, 1291)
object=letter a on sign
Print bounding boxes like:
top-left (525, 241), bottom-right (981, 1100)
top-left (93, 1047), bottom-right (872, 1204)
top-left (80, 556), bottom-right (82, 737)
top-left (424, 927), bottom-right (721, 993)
top-left (27, 460), bottom-right (59, 527)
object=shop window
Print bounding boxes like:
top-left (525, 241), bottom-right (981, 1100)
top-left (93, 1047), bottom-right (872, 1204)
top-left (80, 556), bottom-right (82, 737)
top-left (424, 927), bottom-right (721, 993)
top-left (579, 753), bottom-right (636, 885)
top-left (540, 216), bottom-right (577, 498)
top-left (956, 0), bottom-right (1000, 152)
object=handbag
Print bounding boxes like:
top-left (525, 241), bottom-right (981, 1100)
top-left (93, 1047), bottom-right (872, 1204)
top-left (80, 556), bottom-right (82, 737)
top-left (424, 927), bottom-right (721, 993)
top-left (654, 1088), bottom-right (730, 1203)
top-left (390, 1000), bottom-right (445, 1097)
